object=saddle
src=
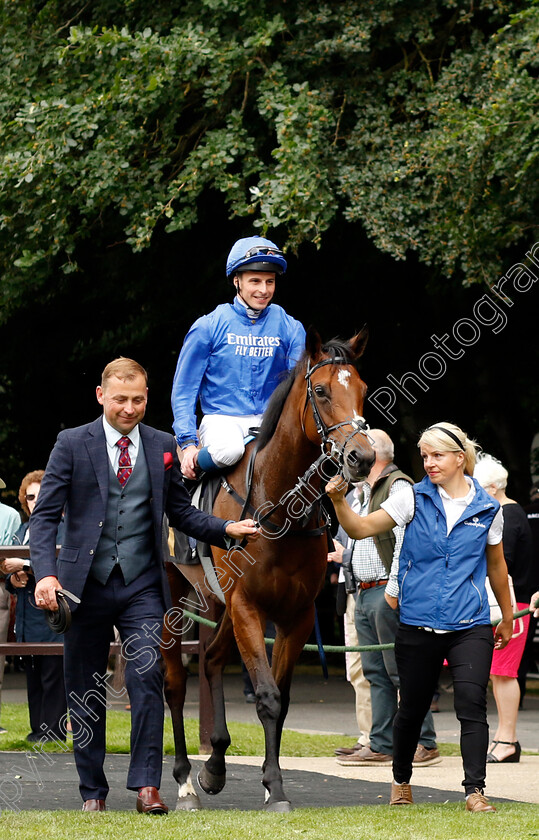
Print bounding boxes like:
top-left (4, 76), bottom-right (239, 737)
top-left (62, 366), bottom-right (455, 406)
top-left (170, 430), bottom-right (260, 603)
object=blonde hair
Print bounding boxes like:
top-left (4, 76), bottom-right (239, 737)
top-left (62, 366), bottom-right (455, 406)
top-left (101, 357), bottom-right (148, 388)
top-left (473, 453), bottom-right (508, 491)
top-left (418, 422), bottom-right (480, 476)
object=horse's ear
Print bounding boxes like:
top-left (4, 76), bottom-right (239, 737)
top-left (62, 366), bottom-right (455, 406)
top-left (305, 325), bottom-right (324, 362)
top-left (349, 326), bottom-right (369, 360)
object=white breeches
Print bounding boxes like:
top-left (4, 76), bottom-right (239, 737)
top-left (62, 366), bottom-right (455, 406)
top-left (199, 413), bottom-right (263, 468)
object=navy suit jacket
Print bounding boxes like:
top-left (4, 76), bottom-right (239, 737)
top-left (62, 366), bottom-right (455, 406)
top-left (30, 417), bottom-right (228, 609)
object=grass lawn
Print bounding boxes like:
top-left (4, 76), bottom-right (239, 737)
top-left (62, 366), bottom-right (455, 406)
top-left (0, 702), bottom-right (462, 757)
top-left (0, 802), bottom-right (537, 840)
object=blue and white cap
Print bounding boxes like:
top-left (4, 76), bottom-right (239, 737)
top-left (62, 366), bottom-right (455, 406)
top-left (226, 236), bottom-right (287, 277)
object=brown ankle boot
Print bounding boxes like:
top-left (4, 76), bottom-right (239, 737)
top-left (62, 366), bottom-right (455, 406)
top-left (390, 781), bottom-right (414, 805)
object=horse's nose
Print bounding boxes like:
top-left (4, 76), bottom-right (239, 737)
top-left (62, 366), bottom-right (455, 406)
top-left (346, 447), bottom-right (375, 477)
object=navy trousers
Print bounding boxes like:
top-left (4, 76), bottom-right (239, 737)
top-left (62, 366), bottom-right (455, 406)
top-left (63, 565), bottom-right (166, 802)
top-left (24, 654), bottom-right (66, 740)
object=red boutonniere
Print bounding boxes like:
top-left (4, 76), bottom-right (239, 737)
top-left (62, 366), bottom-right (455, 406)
top-left (163, 452), bottom-right (173, 471)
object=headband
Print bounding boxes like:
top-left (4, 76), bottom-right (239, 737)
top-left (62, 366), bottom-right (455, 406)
top-left (427, 426), bottom-right (466, 452)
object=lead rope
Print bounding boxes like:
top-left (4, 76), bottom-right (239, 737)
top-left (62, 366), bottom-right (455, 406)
top-left (314, 608), bottom-right (329, 680)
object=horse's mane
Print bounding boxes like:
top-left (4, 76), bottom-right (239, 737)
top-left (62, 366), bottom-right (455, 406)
top-left (256, 337), bottom-right (355, 451)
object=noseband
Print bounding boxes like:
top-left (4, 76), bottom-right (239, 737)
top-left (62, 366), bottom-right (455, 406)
top-left (303, 356), bottom-right (371, 470)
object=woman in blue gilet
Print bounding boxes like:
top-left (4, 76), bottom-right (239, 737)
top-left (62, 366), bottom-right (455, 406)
top-left (327, 421), bottom-right (513, 814)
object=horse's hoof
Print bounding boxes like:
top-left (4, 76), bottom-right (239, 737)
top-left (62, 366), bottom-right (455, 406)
top-left (264, 799), bottom-right (292, 813)
top-left (197, 767), bottom-right (226, 795)
top-left (175, 793), bottom-right (202, 811)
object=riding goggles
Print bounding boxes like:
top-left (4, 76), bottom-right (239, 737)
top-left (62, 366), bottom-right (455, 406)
top-left (243, 246), bottom-right (284, 259)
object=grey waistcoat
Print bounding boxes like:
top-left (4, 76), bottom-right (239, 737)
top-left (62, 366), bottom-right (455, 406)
top-left (91, 446), bottom-right (154, 585)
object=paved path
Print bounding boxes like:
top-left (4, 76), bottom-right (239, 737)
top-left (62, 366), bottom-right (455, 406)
top-left (0, 751), bottom-right (537, 811)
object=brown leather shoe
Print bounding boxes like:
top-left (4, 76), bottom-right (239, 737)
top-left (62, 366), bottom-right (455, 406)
top-left (82, 799), bottom-right (106, 812)
top-left (466, 789), bottom-right (496, 813)
top-left (412, 744), bottom-right (442, 766)
top-left (336, 746), bottom-right (392, 766)
top-left (390, 781), bottom-right (414, 805)
top-left (136, 786), bottom-right (169, 815)
top-left (334, 741), bottom-right (363, 756)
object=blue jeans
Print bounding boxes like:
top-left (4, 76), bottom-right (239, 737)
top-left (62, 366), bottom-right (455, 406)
top-left (354, 585), bottom-right (437, 755)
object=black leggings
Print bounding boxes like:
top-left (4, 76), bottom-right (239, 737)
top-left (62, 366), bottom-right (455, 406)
top-left (393, 623), bottom-right (494, 795)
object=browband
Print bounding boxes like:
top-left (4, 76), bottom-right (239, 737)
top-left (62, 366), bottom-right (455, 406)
top-left (427, 426), bottom-right (466, 452)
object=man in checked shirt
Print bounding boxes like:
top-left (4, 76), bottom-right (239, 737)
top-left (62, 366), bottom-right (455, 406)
top-left (336, 429), bottom-right (441, 767)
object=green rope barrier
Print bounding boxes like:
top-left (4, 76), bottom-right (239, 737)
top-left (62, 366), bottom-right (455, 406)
top-left (182, 606), bottom-right (535, 654)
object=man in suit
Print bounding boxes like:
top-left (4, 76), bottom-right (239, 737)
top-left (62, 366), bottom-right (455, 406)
top-left (30, 357), bottom-right (257, 814)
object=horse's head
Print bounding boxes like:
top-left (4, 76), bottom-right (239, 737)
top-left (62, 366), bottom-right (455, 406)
top-left (302, 326), bottom-right (375, 482)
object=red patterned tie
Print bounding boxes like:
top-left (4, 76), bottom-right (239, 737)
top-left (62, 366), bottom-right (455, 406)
top-left (116, 436), bottom-right (132, 487)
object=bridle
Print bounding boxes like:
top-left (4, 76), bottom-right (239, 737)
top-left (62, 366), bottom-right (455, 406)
top-left (303, 356), bottom-right (372, 473)
top-left (222, 353), bottom-right (373, 538)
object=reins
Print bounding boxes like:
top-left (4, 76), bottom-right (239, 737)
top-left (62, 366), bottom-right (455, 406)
top-left (221, 450), bottom-right (331, 538)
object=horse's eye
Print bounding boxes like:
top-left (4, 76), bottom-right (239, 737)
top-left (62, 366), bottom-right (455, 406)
top-left (314, 385), bottom-right (328, 398)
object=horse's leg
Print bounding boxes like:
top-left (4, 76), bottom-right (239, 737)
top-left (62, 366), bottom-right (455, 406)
top-left (260, 606), bottom-right (316, 811)
top-left (269, 634), bottom-right (292, 759)
top-left (162, 565), bottom-right (201, 811)
top-left (197, 610), bottom-right (235, 796)
top-left (273, 607), bottom-right (316, 747)
top-left (228, 598), bottom-right (293, 812)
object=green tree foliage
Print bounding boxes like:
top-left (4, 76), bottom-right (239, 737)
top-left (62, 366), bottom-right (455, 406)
top-left (0, 0), bottom-right (537, 321)
top-left (1, 1), bottom-right (538, 497)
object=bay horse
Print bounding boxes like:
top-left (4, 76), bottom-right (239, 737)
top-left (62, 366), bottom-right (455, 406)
top-left (162, 326), bottom-right (375, 811)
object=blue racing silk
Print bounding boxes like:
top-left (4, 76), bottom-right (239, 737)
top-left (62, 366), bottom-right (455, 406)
top-left (172, 298), bottom-right (306, 448)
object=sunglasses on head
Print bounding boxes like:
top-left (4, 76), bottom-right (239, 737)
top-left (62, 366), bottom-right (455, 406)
top-left (243, 246), bottom-right (283, 259)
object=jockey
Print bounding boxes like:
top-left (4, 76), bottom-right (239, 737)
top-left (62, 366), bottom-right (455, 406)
top-left (172, 235), bottom-right (306, 480)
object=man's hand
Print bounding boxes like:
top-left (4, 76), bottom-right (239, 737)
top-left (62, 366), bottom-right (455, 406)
top-left (225, 519), bottom-right (259, 542)
top-left (325, 475), bottom-right (348, 501)
top-left (328, 540), bottom-right (344, 564)
top-left (180, 445), bottom-right (200, 480)
top-left (384, 592), bottom-right (398, 610)
top-left (34, 576), bottom-right (62, 611)
top-left (530, 591), bottom-right (539, 619)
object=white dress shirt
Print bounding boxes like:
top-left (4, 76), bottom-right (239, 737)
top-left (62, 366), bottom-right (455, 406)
top-left (102, 417), bottom-right (140, 472)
